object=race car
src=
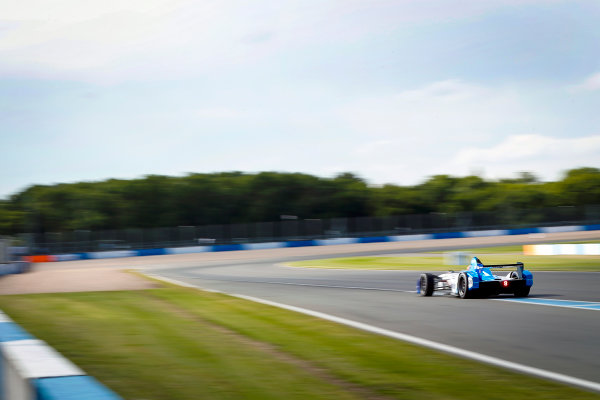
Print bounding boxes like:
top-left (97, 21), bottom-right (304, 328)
top-left (417, 256), bottom-right (533, 298)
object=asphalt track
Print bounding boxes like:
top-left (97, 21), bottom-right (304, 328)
top-left (137, 231), bottom-right (600, 390)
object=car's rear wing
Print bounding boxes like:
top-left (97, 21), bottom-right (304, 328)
top-left (484, 262), bottom-right (524, 268)
top-left (481, 262), bottom-right (524, 279)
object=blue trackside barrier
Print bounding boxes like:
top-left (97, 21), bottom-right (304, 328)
top-left (211, 244), bottom-right (244, 252)
top-left (0, 323), bottom-right (34, 343)
top-left (432, 232), bottom-right (464, 239)
top-left (24, 224), bottom-right (600, 263)
top-left (357, 236), bottom-right (389, 243)
top-left (285, 240), bottom-right (317, 248)
top-left (508, 227), bottom-right (540, 235)
top-left (35, 376), bottom-right (122, 400)
top-left (137, 248), bottom-right (166, 257)
top-left (0, 312), bottom-right (123, 400)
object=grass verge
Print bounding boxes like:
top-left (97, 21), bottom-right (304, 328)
top-left (287, 242), bottom-right (600, 272)
top-left (287, 254), bottom-right (600, 271)
top-left (0, 283), bottom-right (598, 399)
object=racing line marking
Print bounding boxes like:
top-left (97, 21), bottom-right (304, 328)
top-left (493, 297), bottom-right (600, 311)
top-left (145, 273), bottom-right (600, 394)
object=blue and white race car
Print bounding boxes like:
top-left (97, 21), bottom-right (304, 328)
top-left (417, 257), bottom-right (533, 298)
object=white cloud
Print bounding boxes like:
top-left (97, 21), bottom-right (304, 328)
top-left (449, 134), bottom-right (600, 180)
top-left (340, 79), bottom-right (526, 147)
top-left (328, 79), bottom-right (599, 184)
top-left (569, 72), bottom-right (600, 92)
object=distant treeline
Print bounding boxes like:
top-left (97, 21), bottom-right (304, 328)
top-left (1, 168), bottom-right (599, 235)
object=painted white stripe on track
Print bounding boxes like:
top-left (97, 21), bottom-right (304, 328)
top-left (493, 297), bottom-right (600, 311)
top-left (145, 273), bottom-right (600, 393)
top-left (206, 279), bottom-right (411, 292)
top-left (156, 274), bottom-right (416, 293)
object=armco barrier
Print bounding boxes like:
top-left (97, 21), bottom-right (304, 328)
top-left (23, 224), bottom-right (600, 263)
top-left (0, 311), bottom-right (122, 400)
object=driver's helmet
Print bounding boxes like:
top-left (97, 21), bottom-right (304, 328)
top-left (470, 257), bottom-right (484, 268)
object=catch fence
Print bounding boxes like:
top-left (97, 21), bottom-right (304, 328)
top-left (21, 205), bottom-right (600, 254)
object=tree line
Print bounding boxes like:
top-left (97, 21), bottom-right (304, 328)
top-left (0, 168), bottom-right (599, 235)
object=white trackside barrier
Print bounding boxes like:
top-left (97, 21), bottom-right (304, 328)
top-left (0, 311), bottom-right (122, 400)
top-left (523, 243), bottom-right (600, 256)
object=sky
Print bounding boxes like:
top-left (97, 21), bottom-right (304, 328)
top-left (1, 0), bottom-right (599, 198)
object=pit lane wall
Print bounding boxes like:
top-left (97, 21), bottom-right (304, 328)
top-left (0, 311), bottom-right (122, 400)
top-left (24, 224), bottom-right (600, 262)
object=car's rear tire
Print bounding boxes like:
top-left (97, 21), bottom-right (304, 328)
top-left (420, 273), bottom-right (434, 296)
top-left (510, 271), bottom-right (531, 297)
top-left (458, 272), bottom-right (473, 299)
top-left (514, 286), bottom-right (530, 297)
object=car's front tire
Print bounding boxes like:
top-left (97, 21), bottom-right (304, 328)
top-left (420, 273), bottom-right (434, 296)
top-left (458, 272), bottom-right (474, 299)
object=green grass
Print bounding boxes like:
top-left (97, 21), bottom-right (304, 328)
top-left (433, 244), bottom-right (525, 254)
top-left (0, 284), bottom-right (597, 399)
top-left (287, 254), bottom-right (600, 271)
top-left (287, 240), bottom-right (600, 272)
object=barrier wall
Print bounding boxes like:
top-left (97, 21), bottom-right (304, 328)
top-left (0, 262), bottom-right (30, 276)
top-left (23, 224), bottom-right (600, 262)
top-left (523, 243), bottom-right (600, 256)
top-left (0, 311), bottom-right (122, 400)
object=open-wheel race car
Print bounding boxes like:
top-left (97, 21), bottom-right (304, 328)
top-left (417, 256), bottom-right (533, 298)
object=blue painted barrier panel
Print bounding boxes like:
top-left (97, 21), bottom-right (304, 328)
top-left (76, 253), bottom-right (91, 260)
top-left (432, 232), bottom-right (464, 239)
top-left (357, 236), bottom-right (389, 243)
top-left (0, 323), bottom-right (34, 342)
top-left (508, 228), bottom-right (540, 235)
top-left (211, 244), bottom-right (244, 252)
top-left (35, 376), bottom-right (122, 400)
top-left (136, 248), bottom-right (166, 257)
top-left (584, 224), bottom-right (600, 231)
top-left (285, 240), bottom-right (316, 248)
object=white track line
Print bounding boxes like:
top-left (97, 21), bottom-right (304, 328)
top-left (197, 277), bottom-right (414, 292)
top-left (145, 273), bottom-right (600, 393)
top-left (492, 298), bottom-right (600, 311)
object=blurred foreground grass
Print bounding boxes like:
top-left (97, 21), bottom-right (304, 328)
top-left (0, 282), bottom-right (598, 399)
